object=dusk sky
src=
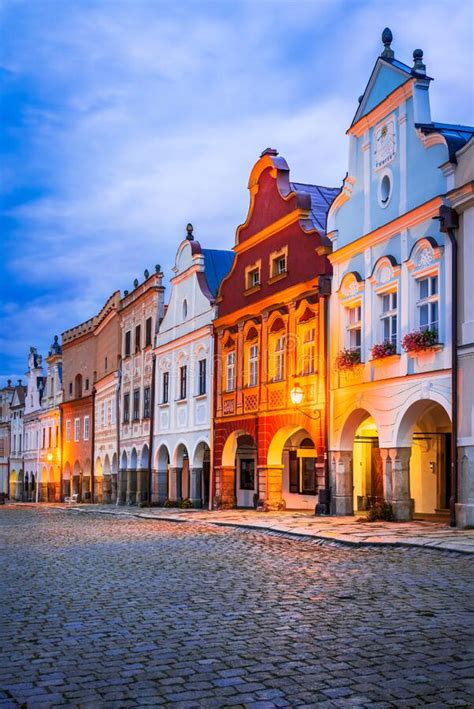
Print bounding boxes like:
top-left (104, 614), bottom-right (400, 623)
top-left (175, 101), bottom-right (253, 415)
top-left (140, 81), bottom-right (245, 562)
top-left (1, 0), bottom-right (473, 381)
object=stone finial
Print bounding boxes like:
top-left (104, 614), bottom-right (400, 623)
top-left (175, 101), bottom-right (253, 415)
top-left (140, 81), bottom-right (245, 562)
top-left (155, 264), bottom-right (161, 273)
top-left (381, 27), bottom-right (394, 59)
top-left (260, 147), bottom-right (278, 157)
top-left (144, 269), bottom-right (149, 279)
top-left (186, 223), bottom-right (194, 241)
top-left (133, 278), bottom-right (139, 288)
top-left (412, 48), bottom-right (426, 75)
top-left (124, 289), bottom-right (129, 296)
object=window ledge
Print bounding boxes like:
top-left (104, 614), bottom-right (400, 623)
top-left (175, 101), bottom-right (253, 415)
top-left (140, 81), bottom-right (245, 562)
top-left (159, 402), bottom-right (169, 408)
top-left (244, 284), bottom-right (262, 296)
top-left (267, 271), bottom-right (288, 285)
top-left (176, 398), bottom-right (187, 404)
top-left (370, 354), bottom-right (401, 365)
top-left (406, 343), bottom-right (444, 357)
top-left (195, 393), bottom-right (207, 400)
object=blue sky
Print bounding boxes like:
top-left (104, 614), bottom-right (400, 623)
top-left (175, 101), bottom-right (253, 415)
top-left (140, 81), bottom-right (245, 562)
top-left (1, 0), bottom-right (473, 381)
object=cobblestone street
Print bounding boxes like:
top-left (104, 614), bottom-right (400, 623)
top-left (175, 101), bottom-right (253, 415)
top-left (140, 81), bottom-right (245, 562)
top-left (1, 507), bottom-right (473, 708)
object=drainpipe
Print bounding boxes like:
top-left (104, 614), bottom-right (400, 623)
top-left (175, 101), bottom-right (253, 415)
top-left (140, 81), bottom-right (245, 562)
top-left (316, 275), bottom-right (332, 515)
top-left (147, 354), bottom-right (156, 507)
top-left (59, 405), bottom-right (63, 501)
top-left (436, 205), bottom-right (459, 527)
top-left (91, 388), bottom-right (96, 504)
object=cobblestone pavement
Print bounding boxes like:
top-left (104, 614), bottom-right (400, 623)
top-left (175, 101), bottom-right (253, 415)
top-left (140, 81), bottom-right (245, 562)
top-left (1, 507), bottom-right (473, 708)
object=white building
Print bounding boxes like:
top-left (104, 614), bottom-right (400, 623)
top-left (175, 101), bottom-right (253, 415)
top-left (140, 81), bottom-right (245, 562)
top-left (23, 348), bottom-right (46, 501)
top-left (38, 336), bottom-right (63, 501)
top-left (9, 381), bottom-right (26, 500)
top-left (327, 29), bottom-right (474, 521)
top-left (0, 380), bottom-right (14, 495)
top-left (153, 227), bottom-right (234, 507)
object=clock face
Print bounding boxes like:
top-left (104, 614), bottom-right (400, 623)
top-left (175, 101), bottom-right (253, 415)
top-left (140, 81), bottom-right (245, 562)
top-left (374, 119), bottom-right (396, 169)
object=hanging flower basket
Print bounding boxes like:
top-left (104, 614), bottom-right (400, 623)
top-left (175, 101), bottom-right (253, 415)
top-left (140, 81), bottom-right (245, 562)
top-left (401, 328), bottom-right (438, 354)
top-left (335, 347), bottom-right (361, 371)
top-left (370, 341), bottom-right (397, 360)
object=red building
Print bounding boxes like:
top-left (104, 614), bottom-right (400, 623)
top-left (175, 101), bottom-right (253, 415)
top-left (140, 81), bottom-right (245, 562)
top-left (212, 149), bottom-right (339, 510)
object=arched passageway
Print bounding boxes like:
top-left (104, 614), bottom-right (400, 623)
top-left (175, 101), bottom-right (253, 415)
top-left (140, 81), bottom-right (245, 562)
top-left (126, 448), bottom-right (138, 505)
top-left (95, 457), bottom-right (103, 503)
top-left (155, 445), bottom-right (170, 504)
top-left (171, 444), bottom-right (190, 502)
top-left (83, 459), bottom-right (91, 502)
top-left (267, 426), bottom-right (321, 510)
top-left (136, 445), bottom-right (149, 505)
top-left (63, 462), bottom-right (71, 500)
top-left (191, 441), bottom-right (211, 508)
top-left (73, 461), bottom-right (81, 499)
top-left (118, 450), bottom-right (128, 505)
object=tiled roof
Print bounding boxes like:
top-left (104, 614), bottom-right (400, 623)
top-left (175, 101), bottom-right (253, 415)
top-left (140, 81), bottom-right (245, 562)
top-left (201, 249), bottom-right (235, 298)
top-left (290, 183), bottom-right (340, 232)
top-left (415, 122), bottom-right (474, 162)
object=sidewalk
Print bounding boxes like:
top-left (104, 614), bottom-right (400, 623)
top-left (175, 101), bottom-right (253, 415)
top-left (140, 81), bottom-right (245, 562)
top-left (57, 504), bottom-right (474, 554)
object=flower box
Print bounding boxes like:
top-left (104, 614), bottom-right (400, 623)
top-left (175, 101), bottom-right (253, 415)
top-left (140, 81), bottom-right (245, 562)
top-left (370, 341), bottom-right (397, 360)
top-left (335, 347), bottom-right (361, 371)
top-left (401, 328), bottom-right (438, 354)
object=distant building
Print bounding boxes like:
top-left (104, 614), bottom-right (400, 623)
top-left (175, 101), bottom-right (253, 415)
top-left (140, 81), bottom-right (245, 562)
top-left (326, 29), bottom-right (474, 521)
top-left (38, 336), bottom-right (63, 501)
top-left (212, 150), bottom-right (338, 510)
top-left (153, 226), bottom-right (233, 507)
top-left (118, 268), bottom-right (165, 505)
top-left (0, 380), bottom-right (14, 495)
top-left (8, 381), bottom-right (26, 500)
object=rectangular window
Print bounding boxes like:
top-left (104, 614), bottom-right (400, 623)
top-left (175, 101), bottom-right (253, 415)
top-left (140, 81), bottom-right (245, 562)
top-left (104, 356), bottom-right (108, 372)
top-left (101, 402), bottom-right (105, 429)
top-left (300, 456), bottom-right (317, 495)
top-left (19, 434), bottom-right (22, 452)
top-left (272, 254), bottom-right (287, 277)
top-left (133, 389), bottom-right (140, 420)
top-left (179, 366), bottom-right (187, 400)
top-left (240, 459), bottom-right (255, 490)
top-left (83, 416), bottom-right (90, 441)
top-left (162, 372), bottom-right (169, 404)
top-left (66, 420), bottom-right (71, 442)
top-left (248, 344), bottom-right (258, 387)
top-left (135, 325), bottom-right (141, 353)
top-left (55, 425), bottom-right (59, 446)
top-left (42, 427), bottom-right (46, 448)
top-left (48, 427), bottom-right (52, 448)
top-left (123, 393), bottom-right (130, 423)
top-left (74, 418), bottom-right (80, 442)
top-left (85, 378), bottom-right (89, 391)
top-left (226, 351), bottom-right (235, 392)
top-left (13, 434), bottom-right (16, 453)
top-left (125, 331), bottom-right (131, 356)
top-left (247, 268), bottom-right (260, 289)
top-left (417, 276), bottom-right (439, 334)
top-left (274, 335), bottom-right (285, 381)
top-left (69, 382), bottom-right (73, 395)
top-left (346, 305), bottom-right (362, 354)
top-left (145, 317), bottom-right (152, 347)
top-left (302, 327), bottom-right (316, 375)
top-left (380, 291), bottom-right (397, 345)
top-left (198, 359), bottom-right (206, 396)
top-left (143, 386), bottom-right (150, 418)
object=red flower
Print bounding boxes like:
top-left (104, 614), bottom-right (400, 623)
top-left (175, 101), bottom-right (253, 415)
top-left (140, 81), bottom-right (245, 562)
top-left (401, 329), bottom-right (438, 353)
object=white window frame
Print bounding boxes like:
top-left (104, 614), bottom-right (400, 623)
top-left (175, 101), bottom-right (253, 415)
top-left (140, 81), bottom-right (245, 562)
top-left (226, 351), bottom-right (235, 392)
top-left (380, 290), bottom-right (398, 345)
top-left (416, 274), bottom-right (439, 334)
top-left (345, 303), bottom-right (362, 354)
top-left (273, 335), bottom-right (285, 382)
top-left (74, 418), bottom-right (80, 442)
top-left (248, 343), bottom-right (258, 387)
top-left (301, 326), bottom-right (316, 376)
top-left (83, 416), bottom-right (90, 441)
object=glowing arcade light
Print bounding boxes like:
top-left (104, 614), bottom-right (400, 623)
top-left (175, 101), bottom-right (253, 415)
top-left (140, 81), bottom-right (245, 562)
top-left (47, 453), bottom-right (53, 462)
top-left (290, 382), bottom-right (304, 406)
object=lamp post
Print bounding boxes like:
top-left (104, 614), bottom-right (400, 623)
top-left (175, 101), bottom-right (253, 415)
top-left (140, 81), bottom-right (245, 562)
top-left (289, 381), bottom-right (331, 516)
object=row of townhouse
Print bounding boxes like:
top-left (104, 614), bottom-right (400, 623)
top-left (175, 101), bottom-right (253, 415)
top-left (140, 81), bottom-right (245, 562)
top-left (2, 30), bottom-right (473, 525)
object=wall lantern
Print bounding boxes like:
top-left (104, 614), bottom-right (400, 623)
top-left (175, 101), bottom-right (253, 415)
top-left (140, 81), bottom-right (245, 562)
top-left (290, 383), bottom-right (304, 406)
top-left (47, 453), bottom-right (53, 462)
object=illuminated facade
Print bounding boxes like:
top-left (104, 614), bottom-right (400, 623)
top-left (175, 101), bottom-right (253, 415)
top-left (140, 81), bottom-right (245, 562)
top-left (93, 292), bottom-right (121, 503)
top-left (23, 348), bottom-right (46, 501)
top-left (118, 268), bottom-right (165, 505)
top-left (327, 30), bottom-right (474, 521)
top-left (37, 337), bottom-right (63, 501)
top-left (213, 150), bottom-right (338, 510)
top-left (152, 228), bottom-right (233, 507)
top-left (8, 381), bottom-right (26, 500)
top-left (0, 381), bottom-right (14, 495)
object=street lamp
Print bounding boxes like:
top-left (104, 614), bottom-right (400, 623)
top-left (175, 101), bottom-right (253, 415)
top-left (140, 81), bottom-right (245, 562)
top-left (47, 453), bottom-right (53, 462)
top-left (290, 383), bottom-right (304, 406)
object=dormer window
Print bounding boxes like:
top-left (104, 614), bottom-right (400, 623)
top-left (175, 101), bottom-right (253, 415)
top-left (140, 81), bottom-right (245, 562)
top-left (249, 269), bottom-right (260, 288)
top-left (244, 260), bottom-right (262, 293)
top-left (270, 247), bottom-right (288, 280)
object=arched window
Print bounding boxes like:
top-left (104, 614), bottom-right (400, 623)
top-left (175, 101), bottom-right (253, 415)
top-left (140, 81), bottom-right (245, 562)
top-left (268, 317), bottom-right (286, 382)
top-left (182, 299), bottom-right (188, 320)
top-left (74, 374), bottom-right (83, 399)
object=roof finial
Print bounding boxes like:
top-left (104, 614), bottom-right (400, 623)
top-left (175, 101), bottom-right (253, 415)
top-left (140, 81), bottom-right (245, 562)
top-left (186, 223), bottom-right (194, 241)
top-left (260, 147), bottom-right (278, 158)
top-left (381, 27), bottom-right (394, 59)
top-left (412, 48), bottom-right (426, 75)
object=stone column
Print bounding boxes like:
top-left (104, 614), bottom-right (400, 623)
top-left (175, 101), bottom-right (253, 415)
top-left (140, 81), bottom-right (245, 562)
top-left (126, 469), bottom-right (137, 505)
top-left (169, 467), bottom-right (180, 503)
top-left (94, 477), bottom-right (103, 504)
top-left (103, 475), bottom-right (112, 504)
top-left (117, 469), bottom-right (127, 505)
top-left (456, 448), bottom-right (474, 528)
top-left (380, 448), bottom-right (392, 502)
top-left (39, 482), bottom-right (49, 502)
top-left (264, 465), bottom-right (286, 511)
top-left (332, 451), bottom-right (353, 515)
top-left (157, 468), bottom-right (169, 504)
top-left (190, 467), bottom-right (202, 508)
top-left (111, 474), bottom-right (118, 504)
top-left (217, 466), bottom-right (236, 509)
top-left (389, 448), bottom-right (413, 521)
top-left (82, 476), bottom-right (91, 502)
top-left (136, 469), bottom-right (148, 505)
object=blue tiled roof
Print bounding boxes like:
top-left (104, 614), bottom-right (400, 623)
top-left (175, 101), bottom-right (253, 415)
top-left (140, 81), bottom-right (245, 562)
top-left (290, 183), bottom-right (340, 232)
top-left (202, 249), bottom-right (235, 297)
top-left (415, 122), bottom-right (474, 162)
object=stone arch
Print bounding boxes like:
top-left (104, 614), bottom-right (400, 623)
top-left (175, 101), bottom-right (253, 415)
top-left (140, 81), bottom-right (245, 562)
top-left (337, 406), bottom-right (380, 451)
top-left (221, 429), bottom-right (253, 468)
top-left (192, 439), bottom-right (211, 468)
top-left (95, 457), bottom-right (103, 476)
top-left (63, 461), bottom-right (72, 499)
top-left (103, 455), bottom-right (111, 476)
top-left (395, 396), bottom-right (451, 448)
top-left (172, 442), bottom-right (190, 501)
top-left (191, 440), bottom-right (211, 509)
top-left (155, 443), bottom-right (171, 470)
top-left (72, 460), bottom-right (81, 497)
top-left (266, 426), bottom-right (319, 510)
top-left (267, 425), bottom-right (306, 467)
top-left (172, 441), bottom-right (189, 468)
top-left (154, 444), bottom-right (170, 504)
top-left (120, 450), bottom-right (128, 470)
top-left (140, 444), bottom-right (149, 469)
top-left (111, 453), bottom-right (118, 475)
top-left (130, 448), bottom-right (138, 470)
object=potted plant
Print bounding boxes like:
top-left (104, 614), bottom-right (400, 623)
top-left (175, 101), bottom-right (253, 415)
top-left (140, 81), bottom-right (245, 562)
top-left (370, 340), bottom-right (397, 360)
top-left (401, 328), bottom-right (438, 354)
top-left (335, 347), bottom-right (361, 371)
